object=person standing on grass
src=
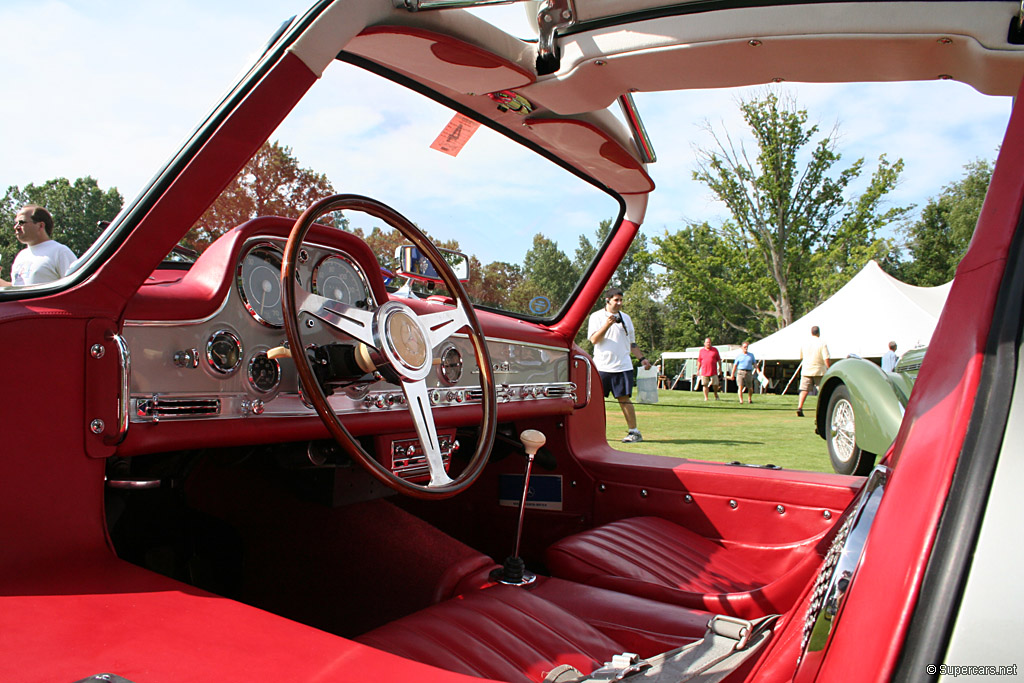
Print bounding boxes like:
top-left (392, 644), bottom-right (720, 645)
top-left (729, 340), bottom-right (757, 404)
top-left (588, 287), bottom-right (652, 443)
top-left (698, 337), bottom-right (722, 401)
top-left (797, 325), bottom-right (830, 417)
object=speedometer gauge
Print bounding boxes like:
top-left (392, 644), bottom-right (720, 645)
top-left (238, 242), bottom-right (285, 327)
top-left (312, 255), bottom-right (372, 308)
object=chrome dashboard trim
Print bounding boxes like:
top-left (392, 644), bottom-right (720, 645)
top-left (112, 332), bottom-right (131, 444)
top-left (573, 353), bottom-right (592, 409)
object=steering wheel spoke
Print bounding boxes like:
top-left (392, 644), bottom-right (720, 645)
top-left (419, 303), bottom-right (471, 349)
top-left (402, 379), bottom-right (454, 487)
top-left (296, 287), bottom-right (376, 346)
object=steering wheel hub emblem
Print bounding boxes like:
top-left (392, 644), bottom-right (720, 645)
top-left (378, 302), bottom-right (431, 379)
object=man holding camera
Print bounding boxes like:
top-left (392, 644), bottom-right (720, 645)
top-left (588, 287), bottom-right (652, 443)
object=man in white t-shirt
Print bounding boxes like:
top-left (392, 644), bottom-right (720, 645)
top-left (588, 287), bottom-right (652, 443)
top-left (1, 206), bottom-right (77, 286)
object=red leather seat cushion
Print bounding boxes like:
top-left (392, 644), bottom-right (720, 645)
top-left (546, 516), bottom-right (819, 619)
top-left (357, 583), bottom-right (624, 683)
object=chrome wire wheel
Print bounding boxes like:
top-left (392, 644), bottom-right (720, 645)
top-left (829, 397), bottom-right (857, 464)
top-left (825, 384), bottom-right (869, 475)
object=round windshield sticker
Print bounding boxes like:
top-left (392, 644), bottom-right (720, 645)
top-left (529, 296), bottom-right (551, 315)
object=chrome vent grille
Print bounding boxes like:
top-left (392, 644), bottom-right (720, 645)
top-left (543, 385), bottom-right (573, 398)
top-left (135, 397), bottom-right (221, 420)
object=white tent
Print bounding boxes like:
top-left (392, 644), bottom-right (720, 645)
top-left (731, 260), bottom-right (951, 362)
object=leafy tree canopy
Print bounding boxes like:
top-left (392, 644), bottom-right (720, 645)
top-left (902, 158), bottom-right (993, 286)
top-left (677, 91), bottom-right (909, 332)
top-left (184, 141), bottom-right (335, 251)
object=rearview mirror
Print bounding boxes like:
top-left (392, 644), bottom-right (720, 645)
top-left (395, 245), bottom-right (470, 283)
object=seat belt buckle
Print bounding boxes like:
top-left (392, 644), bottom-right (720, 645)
top-left (708, 614), bottom-right (755, 650)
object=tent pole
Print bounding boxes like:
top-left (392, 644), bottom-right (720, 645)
top-left (782, 361), bottom-right (803, 395)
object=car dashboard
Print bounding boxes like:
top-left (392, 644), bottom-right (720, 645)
top-left (118, 217), bottom-right (583, 468)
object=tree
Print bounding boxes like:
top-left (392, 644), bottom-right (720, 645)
top-left (184, 141), bottom-right (335, 251)
top-left (521, 234), bottom-right (577, 312)
top-left (902, 159), bottom-right (993, 286)
top-left (574, 219), bottom-right (654, 296)
top-left (470, 260), bottom-right (525, 309)
top-left (690, 91), bottom-right (910, 330)
top-left (654, 221), bottom-right (776, 341)
top-left (2, 177), bottom-right (123, 272)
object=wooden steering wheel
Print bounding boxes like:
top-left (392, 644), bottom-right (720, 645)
top-left (281, 194), bottom-right (496, 499)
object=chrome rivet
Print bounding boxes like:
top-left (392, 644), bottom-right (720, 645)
top-left (938, 74), bottom-right (953, 80)
top-left (748, 39), bottom-right (762, 46)
top-left (729, 499), bottom-right (738, 509)
top-left (772, 77), bottom-right (784, 83)
top-left (777, 505), bottom-right (785, 514)
top-left (90, 344), bottom-right (105, 359)
top-left (640, 489), bottom-right (648, 498)
top-left (823, 510), bottom-right (832, 520)
top-left (595, 60), bottom-right (606, 66)
top-left (90, 419), bottom-right (105, 434)
top-left (684, 494), bottom-right (693, 504)
top-left (598, 484), bottom-right (606, 492)
top-left (570, 480), bottom-right (577, 488)
top-left (306, 319), bottom-right (315, 328)
top-left (938, 37), bottom-right (953, 44)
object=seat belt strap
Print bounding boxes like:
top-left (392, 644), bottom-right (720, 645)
top-left (543, 614), bottom-right (779, 683)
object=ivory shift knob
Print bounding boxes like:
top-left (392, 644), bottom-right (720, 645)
top-left (519, 429), bottom-right (546, 456)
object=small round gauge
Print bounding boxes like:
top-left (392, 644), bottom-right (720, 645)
top-left (206, 329), bottom-right (243, 375)
top-left (438, 345), bottom-right (463, 384)
top-left (238, 243), bottom-right (285, 327)
top-left (312, 255), bottom-right (371, 308)
top-left (247, 351), bottom-right (281, 394)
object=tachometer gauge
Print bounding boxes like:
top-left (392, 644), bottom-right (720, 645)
top-left (238, 242), bottom-right (285, 327)
top-left (312, 255), bottom-right (372, 308)
top-left (247, 351), bottom-right (281, 394)
top-left (206, 329), bottom-right (243, 375)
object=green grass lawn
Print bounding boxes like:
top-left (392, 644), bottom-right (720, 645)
top-left (604, 388), bottom-right (831, 473)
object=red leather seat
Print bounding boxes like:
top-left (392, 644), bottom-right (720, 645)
top-left (545, 516), bottom-right (823, 619)
top-left (357, 579), bottom-right (709, 683)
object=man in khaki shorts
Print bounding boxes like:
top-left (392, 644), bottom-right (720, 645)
top-left (796, 326), bottom-right (830, 417)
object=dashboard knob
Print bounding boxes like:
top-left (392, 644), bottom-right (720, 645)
top-left (173, 349), bottom-right (199, 369)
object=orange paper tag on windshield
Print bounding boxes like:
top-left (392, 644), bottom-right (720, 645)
top-left (430, 113), bottom-right (480, 157)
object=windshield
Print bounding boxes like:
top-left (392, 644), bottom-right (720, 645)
top-left (173, 58), bottom-right (622, 320)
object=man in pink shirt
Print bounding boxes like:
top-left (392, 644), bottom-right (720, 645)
top-left (697, 337), bottom-right (722, 401)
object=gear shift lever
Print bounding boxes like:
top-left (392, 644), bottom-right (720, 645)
top-left (490, 429), bottom-right (546, 586)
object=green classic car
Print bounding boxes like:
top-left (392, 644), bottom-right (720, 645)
top-left (815, 348), bottom-right (926, 475)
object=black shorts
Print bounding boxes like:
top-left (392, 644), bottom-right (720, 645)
top-left (599, 370), bottom-right (634, 398)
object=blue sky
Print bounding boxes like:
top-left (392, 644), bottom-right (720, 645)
top-left (0, 1), bottom-right (1012, 266)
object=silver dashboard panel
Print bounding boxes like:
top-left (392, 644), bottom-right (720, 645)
top-left (124, 237), bottom-right (573, 422)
